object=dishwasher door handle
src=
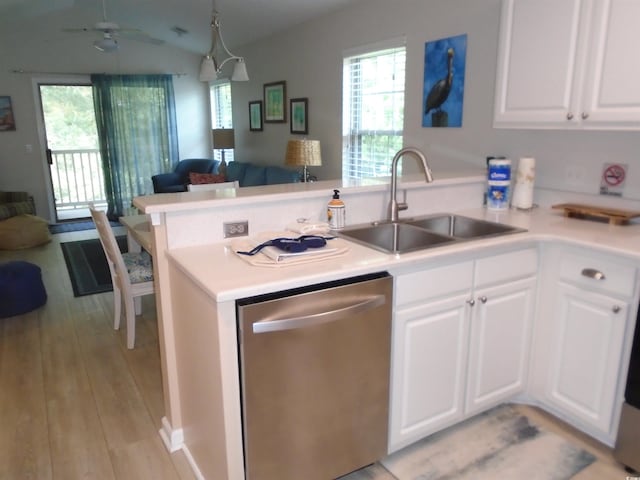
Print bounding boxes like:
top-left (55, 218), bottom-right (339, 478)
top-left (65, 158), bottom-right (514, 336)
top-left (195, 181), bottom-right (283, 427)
top-left (252, 294), bottom-right (387, 334)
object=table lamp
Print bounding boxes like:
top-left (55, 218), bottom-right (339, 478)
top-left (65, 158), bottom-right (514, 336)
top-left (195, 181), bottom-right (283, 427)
top-left (285, 139), bottom-right (322, 182)
top-left (212, 128), bottom-right (235, 176)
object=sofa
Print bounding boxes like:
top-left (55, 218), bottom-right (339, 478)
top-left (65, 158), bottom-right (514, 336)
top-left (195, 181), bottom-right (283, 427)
top-left (0, 191), bottom-right (36, 221)
top-left (152, 159), bottom-right (300, 193)
top-left (225, 161), bottom-right (300, 187)
top-left (152, 158), bottom-right (220, 193)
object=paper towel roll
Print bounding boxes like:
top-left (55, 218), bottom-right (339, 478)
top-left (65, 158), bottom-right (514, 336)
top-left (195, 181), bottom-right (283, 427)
top-left (511, 157), bottom-right (536, 209)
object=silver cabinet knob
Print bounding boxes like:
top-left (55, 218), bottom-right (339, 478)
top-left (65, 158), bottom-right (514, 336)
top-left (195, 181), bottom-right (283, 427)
top-left (581, 112), bottom-right (589, 120)
top-left (581, 268), bottom-right (605, 280)
top-left (467, 299), bottom-right (475, 306)
top-left (612, 305), bottom-right (621, 313)
top-left (479, 296), bottom-right (488, 304)
top-left (567, 112), bottom-right (574, 120)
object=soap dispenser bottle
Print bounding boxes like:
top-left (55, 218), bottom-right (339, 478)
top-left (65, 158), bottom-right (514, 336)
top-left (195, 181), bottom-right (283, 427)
top-left (327, 189), bottom-right (345, 230)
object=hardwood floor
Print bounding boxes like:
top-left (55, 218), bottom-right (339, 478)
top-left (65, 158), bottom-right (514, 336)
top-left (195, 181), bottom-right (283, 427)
top-left (0, 228), bottom-right (633, 479)
top-left (0, 228), bottom-right (195, 480)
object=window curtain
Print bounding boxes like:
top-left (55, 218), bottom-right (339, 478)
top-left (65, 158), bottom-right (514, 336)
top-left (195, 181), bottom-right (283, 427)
top-left (91, 74), bottom-right (179, 219)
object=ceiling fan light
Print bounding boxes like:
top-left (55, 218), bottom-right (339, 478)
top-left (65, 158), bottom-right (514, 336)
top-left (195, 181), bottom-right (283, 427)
top-left (199, 55), bottom-right (217, 82)
top-left (94, 37), bottom-right (119, 52)
top-left (231, 58), bottom-right (249, 82)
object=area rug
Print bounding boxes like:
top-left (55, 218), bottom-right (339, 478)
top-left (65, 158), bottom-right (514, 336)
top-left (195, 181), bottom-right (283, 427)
top-left (60, 236), bottom-right (127, 297)
top-left (377, 404), bottom-right (596, 480)
top-left (49, 220), bottom-right (120, 235)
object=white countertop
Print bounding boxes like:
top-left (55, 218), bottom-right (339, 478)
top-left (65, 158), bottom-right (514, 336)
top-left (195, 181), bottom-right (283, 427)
top-left (166, 206), bottom-right (640, 302)
top-left (134, 169), bottom-right (486, 214)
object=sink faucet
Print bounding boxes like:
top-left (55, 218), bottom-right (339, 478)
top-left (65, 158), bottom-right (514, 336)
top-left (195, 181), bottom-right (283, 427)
top-left (388, 147), bottom-right (434, 222)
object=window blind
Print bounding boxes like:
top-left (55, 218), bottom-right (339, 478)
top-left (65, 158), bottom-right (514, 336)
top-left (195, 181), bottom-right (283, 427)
top-left (210, 82), bottom-right (234, 162)
top-left (342, 43), bottom-right (406, 182)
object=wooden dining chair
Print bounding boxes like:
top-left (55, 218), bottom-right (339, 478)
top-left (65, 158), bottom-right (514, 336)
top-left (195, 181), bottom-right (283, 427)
top-left (89, 205), bottom-right (154, 349)
top-left (187, 180), bottom-right (239, 191)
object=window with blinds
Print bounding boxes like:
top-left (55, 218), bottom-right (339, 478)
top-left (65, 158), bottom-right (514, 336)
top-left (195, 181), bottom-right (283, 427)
top-left (210, 81), bottom-right (234, 162)
top-left (342, 41), bottom-right (406, 182)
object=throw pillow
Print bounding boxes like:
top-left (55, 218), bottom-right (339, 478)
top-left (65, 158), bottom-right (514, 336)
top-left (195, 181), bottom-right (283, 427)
top-left (189, 172), bottom-right (226, 185)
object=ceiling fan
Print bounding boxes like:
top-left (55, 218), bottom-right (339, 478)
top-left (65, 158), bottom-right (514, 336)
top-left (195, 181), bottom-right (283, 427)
top-left (62, 0), bottom-right (164, 53)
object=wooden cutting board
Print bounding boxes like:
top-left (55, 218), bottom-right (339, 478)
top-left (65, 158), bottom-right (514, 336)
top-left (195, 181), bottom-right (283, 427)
top-left (552, 203), bottom-right (640, 225)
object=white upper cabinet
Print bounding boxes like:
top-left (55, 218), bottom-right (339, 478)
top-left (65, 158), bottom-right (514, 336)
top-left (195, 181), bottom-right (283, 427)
top-left (494, 0), bottom-right (640, 130)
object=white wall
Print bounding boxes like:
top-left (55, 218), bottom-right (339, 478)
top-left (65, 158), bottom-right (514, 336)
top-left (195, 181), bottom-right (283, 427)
top-left (0, 31), bottom-right (210, 221)
top-left (2, 0), bottom-right (640, 222)
top-left (231, 0), bottom-right (640, 205)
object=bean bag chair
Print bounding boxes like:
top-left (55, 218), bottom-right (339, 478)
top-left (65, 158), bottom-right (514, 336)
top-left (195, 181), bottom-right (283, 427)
top-left (0, 214), bottom-right (51, 250)
top-left (0, 261), bottom-right (47, 318)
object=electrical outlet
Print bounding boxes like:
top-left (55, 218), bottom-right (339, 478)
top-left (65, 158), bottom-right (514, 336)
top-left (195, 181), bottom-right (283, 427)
top-left (224, 221), bottom-right (249, 238)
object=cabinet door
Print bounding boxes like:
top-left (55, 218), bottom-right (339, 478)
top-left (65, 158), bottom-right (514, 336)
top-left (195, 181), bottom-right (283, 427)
top-left (493, 0), bottom-right (588, 128)
top-left (388, 294), bottom-right (469, 453)
top-left (466, 277), bottom-right (536, 414)
top-left (580, 0), bottom-right (640, 129)
top-left (546, 282), bottom-right (628, 436)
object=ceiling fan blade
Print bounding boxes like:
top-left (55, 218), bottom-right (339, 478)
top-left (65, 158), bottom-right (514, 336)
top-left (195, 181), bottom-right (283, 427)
top-left (119, 31), bottom-right (165, 45)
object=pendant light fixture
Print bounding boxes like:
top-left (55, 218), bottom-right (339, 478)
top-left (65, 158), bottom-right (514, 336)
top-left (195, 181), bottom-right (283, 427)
top-left (199, 6), bottom-right (249, 82)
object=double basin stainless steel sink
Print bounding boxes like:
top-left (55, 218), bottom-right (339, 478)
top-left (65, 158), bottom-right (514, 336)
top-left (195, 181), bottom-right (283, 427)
top-left (338, 213), bottom-right (526, 254)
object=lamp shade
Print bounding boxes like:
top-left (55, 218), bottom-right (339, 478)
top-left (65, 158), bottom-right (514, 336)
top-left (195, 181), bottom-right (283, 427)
top-left (212, 128), bottom-right (235, 149)
top-left (199, 56), bottom-right (217, 82)
top-left (94, 37), bottom-right (119, 52)
top-left (231, 59), bottom-right (249, 81)
top-left (285, 140), bottom-right (322, 167)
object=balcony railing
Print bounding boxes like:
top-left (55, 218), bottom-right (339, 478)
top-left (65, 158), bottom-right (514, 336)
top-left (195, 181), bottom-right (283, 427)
top-left (50, 149), bottom-right (107, 218)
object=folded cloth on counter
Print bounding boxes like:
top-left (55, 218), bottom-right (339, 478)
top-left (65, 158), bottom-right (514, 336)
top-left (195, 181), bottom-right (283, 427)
top-left (231, 231), bottom-right (349, 267)
top-left (285, 220), bottom-right (331, 235)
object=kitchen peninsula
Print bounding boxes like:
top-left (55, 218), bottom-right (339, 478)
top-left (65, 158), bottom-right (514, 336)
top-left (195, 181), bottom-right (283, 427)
top-left (133, 171), bottom-right (640, 479)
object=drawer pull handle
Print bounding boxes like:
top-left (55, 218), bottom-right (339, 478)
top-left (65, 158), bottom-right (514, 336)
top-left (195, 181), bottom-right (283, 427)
top-left (581, 268), bottom-right (605, 280)
top-left (479, 296), bottom-right (488, 304)
top-left (612, 305), bottom-right (621, 314)
top-left (467, 299), bottom-right (475, 306)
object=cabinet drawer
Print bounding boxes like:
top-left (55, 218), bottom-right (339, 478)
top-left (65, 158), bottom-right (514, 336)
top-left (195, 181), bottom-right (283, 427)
top-left (559, 253), bottom-right (636, 298)
top-left (395, 261), bottom-right (473, 306)
top-left (475, 248), bottom-right (538, 287)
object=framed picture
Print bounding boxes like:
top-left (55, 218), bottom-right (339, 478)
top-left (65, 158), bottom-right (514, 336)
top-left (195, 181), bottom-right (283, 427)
top-left (289, 98), bottom-right (308, 134)
top-left (0, 96), bottom-right (16, 131)
top-left (263, 81), bottom-right (287, 123)
top-left (422, 33), bottom-right (467, 128)
top-left (249, 101), bottom-right (263, 131)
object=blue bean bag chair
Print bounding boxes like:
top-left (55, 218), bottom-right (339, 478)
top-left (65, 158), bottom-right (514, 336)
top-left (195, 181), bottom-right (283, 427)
top-left (0, 261), bottom-right (47, 318)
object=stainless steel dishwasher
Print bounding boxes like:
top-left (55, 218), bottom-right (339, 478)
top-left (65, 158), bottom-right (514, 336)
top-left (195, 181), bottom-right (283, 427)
top-left (236, 272), bottom-right (392, 480)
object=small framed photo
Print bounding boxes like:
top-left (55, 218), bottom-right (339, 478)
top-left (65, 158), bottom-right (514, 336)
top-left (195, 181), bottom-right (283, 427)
top-left (0, 96), bottom-right (16, 131)
top-left (249, 101), bottom-right (263, 131)
top-left (263, 81), bottom-right (287, 123)
top-left (290, 98), bottom-right (308, 134)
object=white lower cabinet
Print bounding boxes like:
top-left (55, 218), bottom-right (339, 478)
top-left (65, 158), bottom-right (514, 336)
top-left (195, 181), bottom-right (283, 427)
top-left (465, 277), bottom-right (536, 415)
top-left (388, 248), bottom-right (537, 453)
top-left (532, 247), bottom-right (637, 445)
top-left (545, 283), bottom-right (628, 434)
top-left (390, 293), bottom-right (470, 451)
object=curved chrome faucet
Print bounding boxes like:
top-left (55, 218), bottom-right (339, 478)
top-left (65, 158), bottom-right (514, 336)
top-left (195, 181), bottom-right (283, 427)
top-left (388, 147), bottom-right (434, 222)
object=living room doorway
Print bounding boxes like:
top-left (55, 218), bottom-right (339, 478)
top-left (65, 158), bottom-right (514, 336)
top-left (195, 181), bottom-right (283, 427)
top-left (38, 83), bottom-right (107, 222)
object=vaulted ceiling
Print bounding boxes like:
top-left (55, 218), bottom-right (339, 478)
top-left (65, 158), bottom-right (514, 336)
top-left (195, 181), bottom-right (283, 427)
top-left (0, 0), bottom-right (361, 55)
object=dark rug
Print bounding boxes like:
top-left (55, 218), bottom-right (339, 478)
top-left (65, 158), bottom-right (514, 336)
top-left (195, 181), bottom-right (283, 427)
top-left (49, 220), bottom-right (120, 235)
top-left (60, 236), bottom-right (127, 297)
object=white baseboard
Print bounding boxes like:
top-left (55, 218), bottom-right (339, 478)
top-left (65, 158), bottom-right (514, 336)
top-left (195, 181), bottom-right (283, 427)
top-left (181, 444), bottom-right (206, 480)
top-left (159, 416), bottom-right (184, 453)
top-left (159, 417), bottom-right (206, 479)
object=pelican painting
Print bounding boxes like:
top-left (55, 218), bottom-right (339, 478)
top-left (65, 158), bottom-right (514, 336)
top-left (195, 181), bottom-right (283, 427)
top-left (422, 34), bottom-right (467, 128)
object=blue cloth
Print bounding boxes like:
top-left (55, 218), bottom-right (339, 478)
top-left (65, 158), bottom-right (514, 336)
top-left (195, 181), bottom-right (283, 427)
top-left (0, 261), bottom-right (47, 318)
top-left (92, 74), bottom-right (180, 218)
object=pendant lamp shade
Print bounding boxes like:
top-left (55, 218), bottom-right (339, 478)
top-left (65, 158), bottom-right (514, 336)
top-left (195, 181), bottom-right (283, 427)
top-left (231, 59), bottom-right (249, 82)
top-left (199, 56), bottom-right (217, 82)
top-left (199, 9), bottom-right (249, 82)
